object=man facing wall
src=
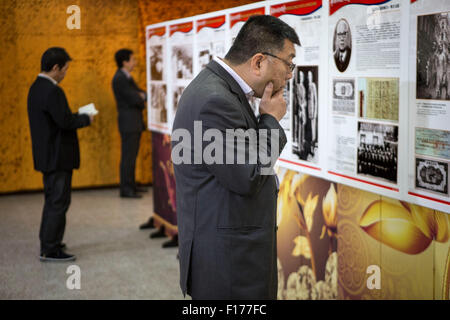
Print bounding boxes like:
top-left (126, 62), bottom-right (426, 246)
top-left (172, 15), bottom-right (300, 299)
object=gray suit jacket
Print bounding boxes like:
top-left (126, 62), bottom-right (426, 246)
top-left (172, 60), bottom-right (287, 299)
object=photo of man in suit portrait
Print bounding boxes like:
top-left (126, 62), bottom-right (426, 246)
top-left (172, 15), bottom-right (300, 300)
top-left (333, 18), bottom-right (352, 73)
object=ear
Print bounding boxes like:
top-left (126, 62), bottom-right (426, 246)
top-left (249, 53), bottom-right (265, 76)
top-left (51, 64), bottom-right (60, 72)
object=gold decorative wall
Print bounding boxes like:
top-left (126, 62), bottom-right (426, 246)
top-left (0, 0), bottom-right (152, 193)
top-left (0, 0), bottom-right (259, 193)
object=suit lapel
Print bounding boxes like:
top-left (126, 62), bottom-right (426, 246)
top-left (118, 69), bottom-right (138, 89)
top-left (206, 60), bottom-right (258, 127)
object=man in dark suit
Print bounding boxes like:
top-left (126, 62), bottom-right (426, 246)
top-left (172, 15), bottom-right (300, 299)
top-left (112, 49), bottom-right (147, 198)
top-left (27, 47), bottom-right (92, 262)
top-left (333, 19), bottom-right (351, 73)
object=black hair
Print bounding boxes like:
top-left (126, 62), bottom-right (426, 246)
top-left (115, 48), bottom-right (134, 68)
top-left (225, 15), bottom-right (300, 65)
top-left (41, 47), bottom-right (72, 72)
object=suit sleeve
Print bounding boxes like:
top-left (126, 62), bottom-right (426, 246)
top-left (113, 74), bottom-right (145, 110)
top-left (198, 94), bottom-right (287, 196)
top-left (46, 87), bottom-right (90, 130)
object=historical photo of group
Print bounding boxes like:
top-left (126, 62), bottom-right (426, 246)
top-left (333, 18), bottom-right (352, 73)
top-left (416, 11), bottom-right (450, 100)
top-left (172, 44), bottom-right (193, 80)
top-left (292, 66), bottom-right (318, 162)
top-left (415, 157), bottom-right (448, 195)
top-left (149, 45), bottom-right (164, 81)
top-left (357, 122), bottom-right (398, 183)
top-left (173, 86), bottom-right (185, 114)
top-left (198, 42), bottom-right (226, 70)
top-left (278, 83), bottom-right (291, 131)
top-left (150, 84), bottom-right (167, 124)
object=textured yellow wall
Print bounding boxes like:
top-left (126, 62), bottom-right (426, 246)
top-left (0, 0), bottom-right (261, 193)
top-left (0, 0), bottom-right (152, 193)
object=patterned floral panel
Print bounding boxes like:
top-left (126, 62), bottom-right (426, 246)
top-left (276, 167), bottom-right (450, 300)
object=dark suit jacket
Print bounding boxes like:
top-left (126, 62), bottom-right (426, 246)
top-left (172, 60), bottom-right (287, 299)
top-left (334, 47), bottom-right (351, 72)
top-left (27, 76), bottom-right (90, 173)
top-left (112, 69), bottom-right (146, 133)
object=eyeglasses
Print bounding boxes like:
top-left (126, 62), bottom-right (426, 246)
top-left (261, 52), bottom-right (295, 72)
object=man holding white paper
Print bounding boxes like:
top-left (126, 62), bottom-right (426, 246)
top-left (27, 47), bottom-right (94, 262)
top-left (78, 103), bottom-right (99, 117)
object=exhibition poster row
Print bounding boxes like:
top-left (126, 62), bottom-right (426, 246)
top-left (145, 0), bottom-right (450, 213)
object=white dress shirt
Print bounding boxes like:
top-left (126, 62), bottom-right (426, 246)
top-left (38, 73), bottom-right (58, 85)
top-left (213, 56), bottom-right (260, 116)
top-left (213, 56), bottom-right (254, 100)
top-left (121, 68), bottom-right (131, 79)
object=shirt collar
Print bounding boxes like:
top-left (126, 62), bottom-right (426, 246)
top-left (213, 56), bottom-right (254, 99)
top-left (121, 68), bottom-right (131, 79)
top-left (38, 73), bottom-right (58, 85)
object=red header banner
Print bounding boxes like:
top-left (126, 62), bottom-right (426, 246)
top-left (148, 26), bottom-right (166, 39)
top-left (329, 0), bottom-right (391, 16)
top-left (169, 21), bottom-right (193, 36)
top-left (230, 7), bottom-right (265, 28)
top-left (271, 0), bottom-right (322, 17)
top-left (197, 15), bottom-right (226, 32)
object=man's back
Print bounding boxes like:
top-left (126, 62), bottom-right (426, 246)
top-left (27, 77), bottom-right (89, 172)
top-left (111, 69), bottom-right (145, 133)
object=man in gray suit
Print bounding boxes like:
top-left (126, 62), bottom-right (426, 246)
top-left (172, 15), bottom-right (300, 299)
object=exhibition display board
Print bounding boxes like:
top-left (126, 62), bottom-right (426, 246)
top-left (146, 0), bottom-right (450, 213)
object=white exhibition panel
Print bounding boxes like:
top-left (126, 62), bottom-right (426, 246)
top-left (146, 0), bottom-right (450, 213)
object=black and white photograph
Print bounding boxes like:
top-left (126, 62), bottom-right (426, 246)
top-left (333, 18), bottom-right (352, 73)
top-left (198, 48), bottom-right (212, 70)
top-left (357, 122), bottom-right (398, 183)
top-left (150, 84), bottom-right (167, 124)
top-left (172, 44), bottom-right (193, 80)
top-left (198, 42), bottom-right (226, 70)
top-left (284, 80), bottom-right (290, 108)
top-left (150, 45), bottom-right (163, 81)
top-left (277, 82), bottom-right (290, 131)
top-left (173, 86), bottom-right (185, 114)
top-left (332, 78), bottom-right (355, 115)
top-left (415, 158), bottom-right (448, 195)
top-left (278, 82), bottom-right (291, 130)
top-left (416, 11), bottom-right (450, 100)
top-left (292, 66), bottom-right (318, 163)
